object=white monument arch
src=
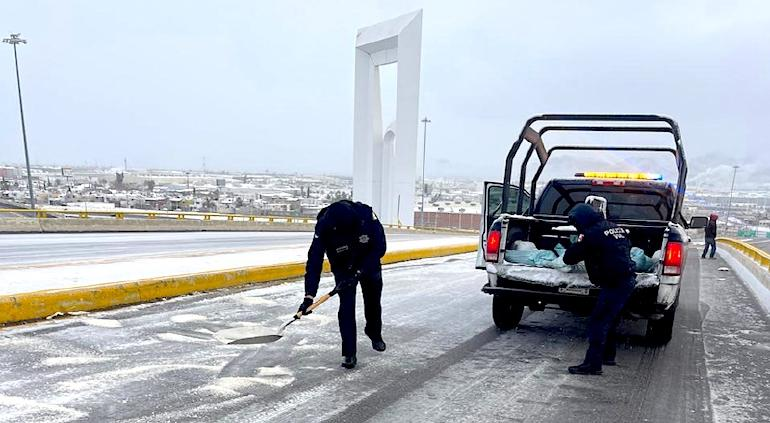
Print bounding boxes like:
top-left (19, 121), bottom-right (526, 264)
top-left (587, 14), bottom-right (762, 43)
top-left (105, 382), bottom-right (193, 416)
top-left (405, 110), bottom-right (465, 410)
top-left (352, 10), bottom-right (422, 226)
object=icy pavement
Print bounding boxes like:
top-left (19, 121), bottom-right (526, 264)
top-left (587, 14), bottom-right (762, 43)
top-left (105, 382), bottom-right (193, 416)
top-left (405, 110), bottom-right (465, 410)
top-left (699, 256), bottom-right (770, 423)
top-left (0, 252), bottom-right (768, 422)
top-left (0, 232), bottom-right (474, 295)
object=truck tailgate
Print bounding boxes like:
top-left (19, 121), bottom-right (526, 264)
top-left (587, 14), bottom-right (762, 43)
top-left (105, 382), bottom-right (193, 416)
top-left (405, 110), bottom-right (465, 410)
top-left (487, 263), bottom-right (660, 289)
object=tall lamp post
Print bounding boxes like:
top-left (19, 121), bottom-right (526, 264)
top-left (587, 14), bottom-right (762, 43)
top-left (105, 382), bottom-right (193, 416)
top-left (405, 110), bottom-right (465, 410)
top-left (725, 165), bottom-right (739, 234)
top-left (420, 116), bottom-right (431, 227)
top-left (3, 33), bottom-right (35, 209)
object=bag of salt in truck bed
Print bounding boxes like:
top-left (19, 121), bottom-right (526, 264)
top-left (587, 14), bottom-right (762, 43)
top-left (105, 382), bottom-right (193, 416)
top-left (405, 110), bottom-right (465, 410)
top-left (630, 247), bottom-right (659, 273)
top-left (504, 241), bottom-right (557, 267)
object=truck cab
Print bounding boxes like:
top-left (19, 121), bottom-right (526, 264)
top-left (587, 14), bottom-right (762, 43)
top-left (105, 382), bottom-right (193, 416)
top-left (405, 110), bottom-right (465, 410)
top-left (478, 115), bottom-right (706, 344)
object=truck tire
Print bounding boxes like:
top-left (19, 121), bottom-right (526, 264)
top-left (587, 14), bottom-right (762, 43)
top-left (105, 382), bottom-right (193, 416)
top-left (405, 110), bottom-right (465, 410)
top-left (492, 295), bottom-right (524, 331)
top-left (646, 298), bottom-right (678, 345)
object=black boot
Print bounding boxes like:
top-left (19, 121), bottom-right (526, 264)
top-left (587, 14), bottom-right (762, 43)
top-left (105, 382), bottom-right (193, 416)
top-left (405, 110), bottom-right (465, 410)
top-left (371, 338), bottom-right (386, 352)
top-left (603, 359), bottom-right (617, 366)
top-left (341, 356), bottom-right (357, 369)
top-left (568, 363), bottom-right (602, 375)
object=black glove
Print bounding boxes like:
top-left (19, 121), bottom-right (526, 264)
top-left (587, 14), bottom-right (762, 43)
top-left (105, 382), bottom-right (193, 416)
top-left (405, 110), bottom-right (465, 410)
top-left (298, 296), bottom-right (314, 315)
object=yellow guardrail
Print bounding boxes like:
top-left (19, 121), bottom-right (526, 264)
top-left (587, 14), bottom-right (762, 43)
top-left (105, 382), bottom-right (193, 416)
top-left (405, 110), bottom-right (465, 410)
top-left (716, 237), bottom-right (770, 272)
top-left (0, 208), bottom-right (315, 224)
top-left (0, 242), bottom-right (477, 325)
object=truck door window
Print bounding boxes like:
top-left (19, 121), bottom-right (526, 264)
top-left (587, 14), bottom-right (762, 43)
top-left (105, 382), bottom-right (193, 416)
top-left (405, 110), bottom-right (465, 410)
top-left (487, 185), bottom-right (529, 227)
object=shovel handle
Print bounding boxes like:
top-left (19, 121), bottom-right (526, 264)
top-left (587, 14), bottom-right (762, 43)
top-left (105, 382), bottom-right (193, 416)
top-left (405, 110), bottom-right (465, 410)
top-left (293, 291), bottom-right (336, 319)
top-left (307, 292), bottom-right (333, 313)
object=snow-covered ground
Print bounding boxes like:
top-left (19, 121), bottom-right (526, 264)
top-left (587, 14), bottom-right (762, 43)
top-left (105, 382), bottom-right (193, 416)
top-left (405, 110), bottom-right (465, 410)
top-left (0, 252), bottom-right (766, 422)
top-left (0, 233), bottom-right (475, 295)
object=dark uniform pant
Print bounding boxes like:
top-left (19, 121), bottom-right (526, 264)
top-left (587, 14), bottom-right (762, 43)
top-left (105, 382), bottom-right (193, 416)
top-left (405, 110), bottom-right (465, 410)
top-left (702, 237), bottom-right (716, 258)
top-left (337, 271), bottom-right (383, 356)
top-left (584, 276), bottom-right (635, 368)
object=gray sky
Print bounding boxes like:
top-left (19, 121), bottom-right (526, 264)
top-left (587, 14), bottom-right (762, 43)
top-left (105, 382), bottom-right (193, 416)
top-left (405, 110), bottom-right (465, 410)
top-left (1, 1), bottom-right (769, 186)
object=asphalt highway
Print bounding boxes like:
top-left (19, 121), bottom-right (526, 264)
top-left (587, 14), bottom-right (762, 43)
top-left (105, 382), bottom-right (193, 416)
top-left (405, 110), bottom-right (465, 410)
top-left (0, 231), bottom-right (459, 267)
top-left (0, 250), bottom-right (767, 422)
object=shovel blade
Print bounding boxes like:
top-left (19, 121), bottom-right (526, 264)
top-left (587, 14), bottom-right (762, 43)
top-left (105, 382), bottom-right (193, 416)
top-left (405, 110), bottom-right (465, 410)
top-left (227, 334), bottom-right (283, 345)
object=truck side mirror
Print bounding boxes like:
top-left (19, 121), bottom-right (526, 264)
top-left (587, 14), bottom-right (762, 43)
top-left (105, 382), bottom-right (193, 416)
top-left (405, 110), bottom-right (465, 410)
top-left (689, 216), bottom-right (708, 229)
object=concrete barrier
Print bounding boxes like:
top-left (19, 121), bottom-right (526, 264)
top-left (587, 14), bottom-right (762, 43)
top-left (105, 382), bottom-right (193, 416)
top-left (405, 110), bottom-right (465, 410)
top-left (0, 243), bottom-right (477, 325)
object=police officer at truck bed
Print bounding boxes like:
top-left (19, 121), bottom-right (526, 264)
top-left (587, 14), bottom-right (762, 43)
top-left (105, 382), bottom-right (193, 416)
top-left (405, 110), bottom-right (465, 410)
top-left (563, 203), bottom-right (636, 375)
top-left (298, 200), bottom-right (387, 369)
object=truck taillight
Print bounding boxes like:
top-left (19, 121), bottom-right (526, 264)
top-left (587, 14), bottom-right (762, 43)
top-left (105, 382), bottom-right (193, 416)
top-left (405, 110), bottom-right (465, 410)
top-left (663, 241), bottom-right (683, 275)
top-left (486, 230), bottom-right (501, 262)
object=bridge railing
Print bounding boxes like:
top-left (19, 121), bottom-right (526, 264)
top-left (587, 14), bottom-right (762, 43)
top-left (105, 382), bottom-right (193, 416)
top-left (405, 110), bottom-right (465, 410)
top-left (716, 237), bottom-right (770, 272)
top-left (0, 208), bottom-right (316, 224)
top-left (0, 208), bottom-right (477, 233)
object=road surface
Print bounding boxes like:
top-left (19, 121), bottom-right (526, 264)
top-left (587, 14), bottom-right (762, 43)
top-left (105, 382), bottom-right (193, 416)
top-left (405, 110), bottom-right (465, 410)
top-left (748, 238), bottom-right (770, 254)
top-left (0, 232), bottom-right (460, 267)
top-left (0, 250), bottom-right (768, 422)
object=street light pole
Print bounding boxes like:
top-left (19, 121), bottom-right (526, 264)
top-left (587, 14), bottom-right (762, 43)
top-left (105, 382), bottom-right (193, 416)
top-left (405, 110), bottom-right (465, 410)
top-left (725, 165), bottom-right (739, 235)
top-left (420, 117), bottom-right (431, 227)
top-left (3, 33), bottom-right (34, 209)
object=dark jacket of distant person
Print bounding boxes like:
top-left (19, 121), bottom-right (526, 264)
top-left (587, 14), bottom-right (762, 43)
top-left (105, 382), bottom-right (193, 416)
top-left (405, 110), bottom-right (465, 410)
top-left (705, 214), bottom-right (718, 239)
top-left (563, 204), bottom-right (635, 288)
top-left (303, 200), bottom-right (387, 297)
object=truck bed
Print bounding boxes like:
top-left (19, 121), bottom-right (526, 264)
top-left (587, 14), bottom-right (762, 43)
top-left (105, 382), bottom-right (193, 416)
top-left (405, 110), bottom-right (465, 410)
top-left (487, 262), bottom-right (660, 289)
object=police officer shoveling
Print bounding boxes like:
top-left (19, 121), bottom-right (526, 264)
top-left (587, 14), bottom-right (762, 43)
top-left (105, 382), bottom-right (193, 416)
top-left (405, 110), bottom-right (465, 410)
top-left (563, 203), bottom-right (636, 375)
top-left (298, 200), bottom-right (387, 369)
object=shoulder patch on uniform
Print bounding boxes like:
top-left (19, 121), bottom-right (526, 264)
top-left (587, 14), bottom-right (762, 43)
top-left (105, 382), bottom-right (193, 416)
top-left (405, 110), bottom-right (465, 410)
top-left (359, 234), bottom-right (370, 243)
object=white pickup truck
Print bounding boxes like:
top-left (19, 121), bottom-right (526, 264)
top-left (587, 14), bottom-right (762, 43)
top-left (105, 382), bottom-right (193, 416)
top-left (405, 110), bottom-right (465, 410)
top-left (477, 115), bottom-right (707, 344)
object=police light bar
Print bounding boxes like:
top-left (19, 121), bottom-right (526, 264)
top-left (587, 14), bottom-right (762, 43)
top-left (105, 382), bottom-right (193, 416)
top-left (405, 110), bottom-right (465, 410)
top-left (574, 172), bottom-right (663, 180)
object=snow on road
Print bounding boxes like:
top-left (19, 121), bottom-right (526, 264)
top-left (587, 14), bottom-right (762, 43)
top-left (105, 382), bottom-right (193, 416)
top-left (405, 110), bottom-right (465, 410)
top-left (700, 256), bottom-right (770, 423)
top-left (0, 233), bottom-right (474, 295)
top-left (0, 252), bottom-right (767, 422)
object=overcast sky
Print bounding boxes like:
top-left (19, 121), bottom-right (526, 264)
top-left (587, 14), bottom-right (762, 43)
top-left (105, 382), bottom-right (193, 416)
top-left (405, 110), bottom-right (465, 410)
top-left (1, 1), bottom-right (769, 185)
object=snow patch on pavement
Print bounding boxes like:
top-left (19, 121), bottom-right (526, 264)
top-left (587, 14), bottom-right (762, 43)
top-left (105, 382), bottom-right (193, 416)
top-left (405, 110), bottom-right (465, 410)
top-left (236, 296), bottom-right (277, 306)
top-left (41, 356), bottom-right (117, 366)
top-left (201, 367), bottom-right (295, 396)
top-left (58, 364), bottom-right (220, 392)
top-left (717, 249), bottom-right (770, 315)
top-left (170, 314), bottom-right (208, 323)
top-left (0, 394), bottom-right (87, 423)
top-left (80, 318), bottom-right (122, 328)
top-left (157, 332), bottom-right (212, 343)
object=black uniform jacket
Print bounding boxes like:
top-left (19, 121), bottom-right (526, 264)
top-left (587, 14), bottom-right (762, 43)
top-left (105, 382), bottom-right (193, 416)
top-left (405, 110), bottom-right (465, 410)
top-left (563, 204), bottom-right (635, 288)
top-left (304, 200), bottom-right (387, 297)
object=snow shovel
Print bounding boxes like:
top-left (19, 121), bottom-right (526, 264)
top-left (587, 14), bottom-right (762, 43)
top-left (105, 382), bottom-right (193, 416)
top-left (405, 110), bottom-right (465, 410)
top-left (215, 287), bottom-right (340, 345)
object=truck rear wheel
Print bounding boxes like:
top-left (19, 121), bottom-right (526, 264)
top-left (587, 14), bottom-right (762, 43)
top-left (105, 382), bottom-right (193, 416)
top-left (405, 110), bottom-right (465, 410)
top-left (646, 298), bottom-right (678, 345)
top-left (492, 295), bottom-right (524, 331)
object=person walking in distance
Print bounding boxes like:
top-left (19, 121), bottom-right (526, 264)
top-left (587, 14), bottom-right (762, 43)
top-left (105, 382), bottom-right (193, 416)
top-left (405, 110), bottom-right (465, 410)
top-left (702, 213), bottom-right (718, 259)
top-left (563, 204), bottom-right (637, 375)
top-left (298, 200), bottom-right (387, 369)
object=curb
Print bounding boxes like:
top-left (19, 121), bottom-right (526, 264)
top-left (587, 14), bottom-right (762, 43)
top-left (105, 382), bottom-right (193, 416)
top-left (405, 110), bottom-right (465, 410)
top-left (0, 243), bottom-right (477, 325)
